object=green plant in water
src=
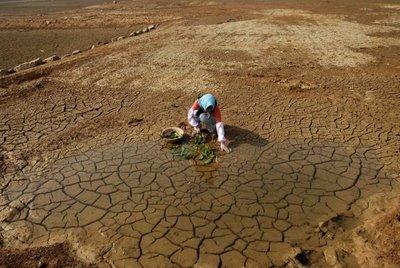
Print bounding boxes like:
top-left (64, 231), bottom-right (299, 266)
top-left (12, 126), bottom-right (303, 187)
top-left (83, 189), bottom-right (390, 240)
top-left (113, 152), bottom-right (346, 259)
top-left (197, 143), bottom-right (215, 164)
top-left (171, 133), bottom-right (216, 164)
top-left (193, 132), bottom-right (206, 145)
top-left (171, 144), bottom-right (196, 160)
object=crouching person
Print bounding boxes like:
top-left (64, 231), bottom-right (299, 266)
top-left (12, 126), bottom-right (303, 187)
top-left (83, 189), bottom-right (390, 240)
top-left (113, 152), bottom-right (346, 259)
top-left (187, 93), bottom-right (230, 152)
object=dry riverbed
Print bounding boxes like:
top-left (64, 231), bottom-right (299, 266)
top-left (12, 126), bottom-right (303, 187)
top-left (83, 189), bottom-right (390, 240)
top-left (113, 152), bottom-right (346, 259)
top-left (0, 0), bottom-right (399, 267)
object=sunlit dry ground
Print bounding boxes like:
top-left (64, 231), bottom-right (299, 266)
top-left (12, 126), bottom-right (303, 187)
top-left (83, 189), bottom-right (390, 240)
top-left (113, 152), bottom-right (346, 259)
top-left (0, 0), bottom-right (400, 267)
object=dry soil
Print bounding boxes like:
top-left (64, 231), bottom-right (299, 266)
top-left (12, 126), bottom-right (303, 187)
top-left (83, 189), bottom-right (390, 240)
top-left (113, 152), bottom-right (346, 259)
top-left (0, 0), bottom-right (399, 267)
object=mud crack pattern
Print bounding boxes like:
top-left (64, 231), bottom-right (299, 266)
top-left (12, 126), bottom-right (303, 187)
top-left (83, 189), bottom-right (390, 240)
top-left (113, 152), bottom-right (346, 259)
top-left (0, 135), bottom-right (398, 267)
top-left (0, 76), bottom-right (399, 267)
top-left (0, 4), bottom-right (399, 266)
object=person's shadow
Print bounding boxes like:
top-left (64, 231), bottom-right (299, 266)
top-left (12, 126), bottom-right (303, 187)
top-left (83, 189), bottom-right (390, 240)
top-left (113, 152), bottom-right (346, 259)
top-left (224, 125), bottom-right (268, 149)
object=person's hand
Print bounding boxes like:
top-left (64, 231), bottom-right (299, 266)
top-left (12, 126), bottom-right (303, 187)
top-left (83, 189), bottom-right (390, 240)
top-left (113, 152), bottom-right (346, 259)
top-left (191, 127), bottom-right (200, 137)
top-left (220, 141), bottom-right (231, 153)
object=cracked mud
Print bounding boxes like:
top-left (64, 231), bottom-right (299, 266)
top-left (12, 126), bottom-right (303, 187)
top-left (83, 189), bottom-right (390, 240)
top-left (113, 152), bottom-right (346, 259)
top-left (0, 0), bottom-right (400, 267)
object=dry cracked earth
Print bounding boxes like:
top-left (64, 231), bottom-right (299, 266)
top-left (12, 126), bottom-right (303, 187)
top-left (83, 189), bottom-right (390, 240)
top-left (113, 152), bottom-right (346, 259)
top-left (0, 0), bottom-right (400, 267)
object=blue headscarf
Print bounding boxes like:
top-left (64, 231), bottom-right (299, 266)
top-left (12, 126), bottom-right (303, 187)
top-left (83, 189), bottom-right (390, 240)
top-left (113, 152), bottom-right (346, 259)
top-left (198, 94), bottom-right (217, 111)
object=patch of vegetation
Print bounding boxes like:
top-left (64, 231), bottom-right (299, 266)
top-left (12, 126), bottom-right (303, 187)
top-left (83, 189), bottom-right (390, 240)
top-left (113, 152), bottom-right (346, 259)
top-left (197, 143), bottom-right (215, 164)
top-left (171, 133), bottom-right (216, 164)
top-left (193, 132), bottom-right (206, 144)
top-left (164, 130), bottom-right (182, 139)
top-left (171, 144), bottom-right (196, 160)
top-left (168, 131), bottom-right (182, 139)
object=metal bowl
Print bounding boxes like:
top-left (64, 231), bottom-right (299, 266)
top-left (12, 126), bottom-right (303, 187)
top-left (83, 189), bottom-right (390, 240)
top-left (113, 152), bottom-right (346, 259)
top-left (161, 127), bottom-right (184, 143)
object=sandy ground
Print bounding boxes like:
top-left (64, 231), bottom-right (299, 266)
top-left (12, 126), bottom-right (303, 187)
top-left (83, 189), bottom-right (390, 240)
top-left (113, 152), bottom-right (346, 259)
top-left (0, 0), bottom-right (400, 267)
top-left (0, 0), bottom-right (156, 69)
top-left (0, 243), bottom-right (94, 267)
top-left (0, 0), bottom-right (108, 15)
top-left (0, 27), bottom-right (139, 70)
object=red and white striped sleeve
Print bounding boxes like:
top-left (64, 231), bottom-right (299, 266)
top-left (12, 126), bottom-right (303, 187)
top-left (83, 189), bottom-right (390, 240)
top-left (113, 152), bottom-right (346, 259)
top-left (213, 105), bottom-right (226, 142)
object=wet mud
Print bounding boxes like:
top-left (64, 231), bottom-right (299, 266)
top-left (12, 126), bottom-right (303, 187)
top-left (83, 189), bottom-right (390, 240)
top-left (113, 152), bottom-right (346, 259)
top-left (0, 0), bottom-right (399, 267)
top-left (0, 137), bottom-right (398, 266)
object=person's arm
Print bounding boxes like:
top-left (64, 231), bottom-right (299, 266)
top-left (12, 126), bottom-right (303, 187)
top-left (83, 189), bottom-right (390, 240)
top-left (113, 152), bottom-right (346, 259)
top-left (213, 106), bottom-right (225, 141)
top-left (213, 106), bottom-right (230, 152)
top-left (188, 100), bottom-right (200, 130)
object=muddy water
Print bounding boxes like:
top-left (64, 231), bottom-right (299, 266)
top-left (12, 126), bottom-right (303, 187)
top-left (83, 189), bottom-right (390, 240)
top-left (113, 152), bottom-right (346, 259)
top-left (0, 0), bottom-right (108, 15)
top-left (0, 28), bottom-right (133, 69)
top-left (1, 138), bottom-right (396, 266)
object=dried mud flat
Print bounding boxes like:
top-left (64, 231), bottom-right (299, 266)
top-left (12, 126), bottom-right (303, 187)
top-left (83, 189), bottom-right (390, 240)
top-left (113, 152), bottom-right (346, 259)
top-left (0, 0), bottom-right (400, 267)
